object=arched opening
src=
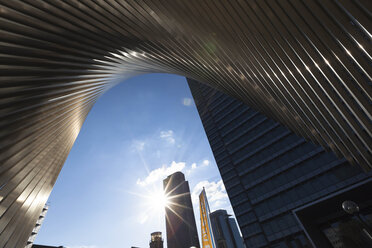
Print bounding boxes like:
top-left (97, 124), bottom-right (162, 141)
top-left (33, 73), bottom-right (233, 248)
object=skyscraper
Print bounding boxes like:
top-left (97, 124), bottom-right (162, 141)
top-left (188, 78), bottom-right (372, 248)
top-left (210, 210), bottom-right (245, 248)
top-left (163, 172), bottom-right (200, 248)
top-left (149, 232), bottom-right (163, 248)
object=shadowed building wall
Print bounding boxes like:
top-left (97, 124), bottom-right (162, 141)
top-left (163, 172), bottom-right (200, 248)
top-left (187, 78), bottom-right (372, 248)
top-left (0, 1), bottom-right (370, 247)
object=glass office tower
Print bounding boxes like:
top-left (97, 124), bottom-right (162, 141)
top-left (163, 172), bottom-right (200, 248)
top-left (210, 209), bottom-right (245, 248)
top-left (187, 79), bottom-right (372, 248)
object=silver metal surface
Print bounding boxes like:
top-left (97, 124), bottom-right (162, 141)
top-left (0, 0), bottom-right (370, 246)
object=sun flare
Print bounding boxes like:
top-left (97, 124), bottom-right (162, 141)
top-left (141, 187), bottom-right (171, 215)
top-left (131, 184), bottom-right (183, 225)
top-left (149, 189), bottom-right (170, 210)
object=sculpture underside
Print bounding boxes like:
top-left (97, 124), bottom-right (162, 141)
top-left (0, 0), bottom-right (370, 247)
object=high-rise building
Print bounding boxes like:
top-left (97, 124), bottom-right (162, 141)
top-left (199, 187), bottom-right (244, 248)
top-left (210, 210), bottom-right (245, 248)
top-left (163, 172), bottom-right (200, 248)
top-left (149, 232), bottom-right (163, 248)
top-left (26, 204), bottom-right (49, 248)
top-left (187, 78), bottom-right (372, 248)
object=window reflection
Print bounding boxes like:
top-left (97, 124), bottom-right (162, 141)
top-left (322, 213), bottom-right (372, 248)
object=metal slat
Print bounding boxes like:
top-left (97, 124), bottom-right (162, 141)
top-left (0, 0), bottom-right (370, 246)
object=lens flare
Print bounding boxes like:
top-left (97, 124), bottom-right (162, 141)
top-left (147, 188), bottom-right (170, 211)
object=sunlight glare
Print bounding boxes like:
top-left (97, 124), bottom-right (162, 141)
top-left (146, 188), bottom-right (170, 213)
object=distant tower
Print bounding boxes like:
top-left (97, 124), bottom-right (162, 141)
top-left (149, 232), bottom-right (163, 248)
top-left (210, 210), bottom-right (245, 248)
top-left (163, 172), bottom-right (200, 248)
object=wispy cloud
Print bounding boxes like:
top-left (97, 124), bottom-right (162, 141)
top-left (131, 140), bottom-right (145, 151)
top-left (160, 130), bottom-right (175, 144)
top-left (202, 159), bottom-right (210, 166)
top-left (188, 159), bottom-right (210, 172)
top-left (182, 97), bottom-right (193, 106)
top-left (191, 163), bottom-right (197, 169)
top-left (136, 161), bottom-right (186, 186)
top-left (137, 159), bottom-right (212, 187)
top-left (191, 179), bottom-right (229, 211)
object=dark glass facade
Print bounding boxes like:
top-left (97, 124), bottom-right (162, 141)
top-left (163, 172), bottom-right (200, 248)
top-left (187, 79), bottom-right (372, 248)
top-left (210, 209), bottom-right (245, 248)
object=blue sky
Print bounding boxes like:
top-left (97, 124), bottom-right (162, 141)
top-left (35, 74), bottom-right (234, 248)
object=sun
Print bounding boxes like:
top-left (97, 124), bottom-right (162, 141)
top-left (160, 191), bottom-right (170, 208)
top-left (149, 188), bottom-right (170, 210)
top-left (129, 184), bottom-right (174, 224)
top-left (142, 187), bottom-right (171, 214)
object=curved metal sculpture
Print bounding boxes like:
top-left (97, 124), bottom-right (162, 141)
top-left (0, 0), bottom-right (370, 246)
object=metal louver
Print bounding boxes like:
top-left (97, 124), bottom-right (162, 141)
top-left (0, 1), bottom-right (370, 247)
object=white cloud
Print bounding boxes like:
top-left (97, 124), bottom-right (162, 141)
top-left (160, 130), bottom-right (175, 144)
top-left (202, 159), bottom-right (210, 166)
top-left (191, 163), bottom-right (197, 169)
top-left (136, 161), bottom-right (186, 186)
top-left (191, 179), bottom-right (229, 212)
top-left (182, 97), bottom-right (193, 106)
top-left (188, 160), bottom-right (210, 172)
